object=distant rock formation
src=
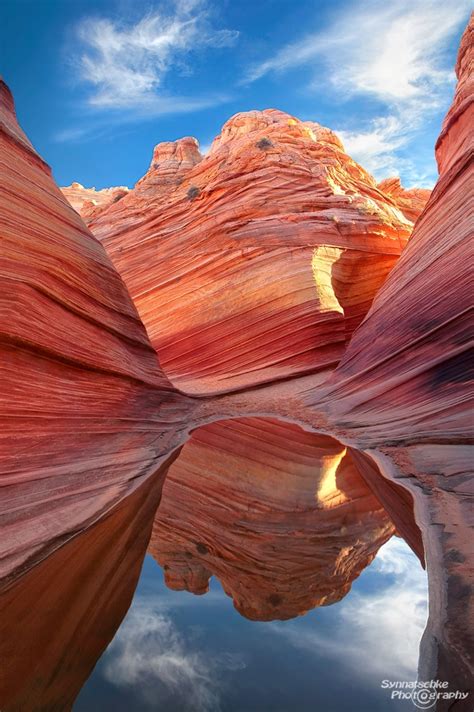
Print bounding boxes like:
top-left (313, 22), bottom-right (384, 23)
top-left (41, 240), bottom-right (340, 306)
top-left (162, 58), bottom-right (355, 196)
top-left (134, 136), bottom-right (202, 197)
top-left (61, 182), bottom-right (129, 220)
top-left (149, 418), bottom-right (394, 620)
top-left (377, 176), bottom-right (431, 223)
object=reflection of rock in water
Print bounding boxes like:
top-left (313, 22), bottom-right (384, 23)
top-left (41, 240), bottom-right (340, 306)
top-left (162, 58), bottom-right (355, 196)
top-left (149, 418), bottom-right (395, 620)
top-left (0, 454), bottom-right (178, 712)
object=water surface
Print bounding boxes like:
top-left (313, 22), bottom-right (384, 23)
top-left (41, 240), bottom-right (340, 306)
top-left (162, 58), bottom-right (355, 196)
top-left (75, 537), bottom-right (427, 712)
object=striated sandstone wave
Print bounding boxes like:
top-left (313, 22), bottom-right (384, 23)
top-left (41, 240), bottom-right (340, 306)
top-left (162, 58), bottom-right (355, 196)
top-left (0, 14), bottom-right (472, 712)
top-left (0, 78), bottom-right (194, 587)
top-left (88, 109), bottom-right (414, 395)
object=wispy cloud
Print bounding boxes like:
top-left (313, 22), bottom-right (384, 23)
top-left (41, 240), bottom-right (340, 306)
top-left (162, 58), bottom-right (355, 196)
top-left (52, 94), bottom-right (226, 144)
top-left (336, 116), bottom-right (416, 183)
top-left (244, 0), bottom-right (471, 182)
top-left (269, 538), bottom-right (428, 681)
top-left (56, 1), bottom-right (237, 141)
top-left (76, 0), bottom-right (238, 111)
top-left (103, 602), bottom-right (220, 711)
top-left (102, 594), bottom-right (245, 712)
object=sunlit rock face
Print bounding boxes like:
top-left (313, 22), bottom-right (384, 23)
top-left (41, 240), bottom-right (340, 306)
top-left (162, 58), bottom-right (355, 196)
top-left (88, 108), bottom-right (414, 395)
top-left (61, 182), bottom-right (130, 221)
top-left (377, 177), bottom-right (431, 223)
top-left (0, 78), bottom-right (193, 587)
top-left (311, 15), bottom-right (473, 701)
top-left (149, 418), bottom-right (394, 620)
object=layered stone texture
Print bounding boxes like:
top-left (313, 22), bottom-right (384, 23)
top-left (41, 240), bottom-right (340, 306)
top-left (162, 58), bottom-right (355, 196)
top-left (134, 136), bottom-right (202, 197)
top-left (89, 109), bottom-right (414, 395)
top-left (61, 182), bottom-right (129, 221)
top-left (0, 78), bottom-right (193, 588)
top-left (149, 418), bottom-right (394, 620)
top-left (377, 177), bottom-right (431, 223)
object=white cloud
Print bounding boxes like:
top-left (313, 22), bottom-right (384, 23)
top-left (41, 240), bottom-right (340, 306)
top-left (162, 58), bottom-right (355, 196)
top-left (53, 94), bottom-right (227, 143)
top-left (244, 0), bottom-right (471, 181)
top-left (53, 126), bottom-right (91, 143)
top-left (102, 594), bottom-right (245, 712)
top-left (75, 0), bottom-right (238, 111)
top-left (103, 602), bottom-right (221, 711)
top-left (245, 0), bottom-right (468, 103)
top-left (269, 538), bottom-right (428, 682)
top-left (336, 116), bottom-right (408, 178)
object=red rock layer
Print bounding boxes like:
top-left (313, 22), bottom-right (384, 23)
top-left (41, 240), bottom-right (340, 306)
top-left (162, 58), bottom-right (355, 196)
top-left (149, 418), bottom-right (394, 620)
top-left (61, 182), bottom-right (129, 221)
top-left (0, 78), bottom-right (193, 586)
top-left (377, 177), bottom-right (431, 223)
top-left (89, 109), bottom-right (413, 394)
top-left (308, 15), bottom-right (473, 701)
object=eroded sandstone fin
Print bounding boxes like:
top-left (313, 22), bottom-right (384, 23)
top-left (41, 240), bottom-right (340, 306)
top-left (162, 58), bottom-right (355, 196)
top-left (0, 79), bottom-right (193, 587)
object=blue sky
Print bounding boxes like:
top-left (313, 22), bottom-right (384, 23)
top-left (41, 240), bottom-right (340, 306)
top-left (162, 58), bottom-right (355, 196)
top-left (1, 0), bottom-right (471, 189)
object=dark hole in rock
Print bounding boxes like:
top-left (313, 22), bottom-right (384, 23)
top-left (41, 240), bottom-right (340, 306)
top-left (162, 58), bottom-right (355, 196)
top-left (187, 185), bottom-right (201, 200)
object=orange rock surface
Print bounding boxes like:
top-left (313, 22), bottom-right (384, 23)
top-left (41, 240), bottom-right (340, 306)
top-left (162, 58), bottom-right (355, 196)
top-left (149, 418), bottom-right (394, 620)
top-left (377, 176), bottom-right (431, 223)
top-left (89, 109), bottom-right (414, 395)
top-left (61, 182), bottom-right (129, 220)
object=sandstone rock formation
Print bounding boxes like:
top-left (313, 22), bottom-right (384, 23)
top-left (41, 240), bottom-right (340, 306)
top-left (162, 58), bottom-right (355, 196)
top-left (88, 109), bottom-right (414, 395)
top-left (133, 136), bottom-right (202, 197)
top-left (0, 12), bottom-right (472, 712)
top-left (149, 418), bottom-right (394, 620)
top-left (0, 76), bottom-right (200, 709)
top-left (61, 182), bottom-right (129, 220)
top-left (377, 176), bottom-right (431, 223)
top-left (0, 77), bottom-right (194, 587)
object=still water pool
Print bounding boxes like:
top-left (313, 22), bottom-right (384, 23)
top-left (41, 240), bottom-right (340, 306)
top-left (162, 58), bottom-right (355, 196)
top-left (75, 537), bottom-right (427, 712)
